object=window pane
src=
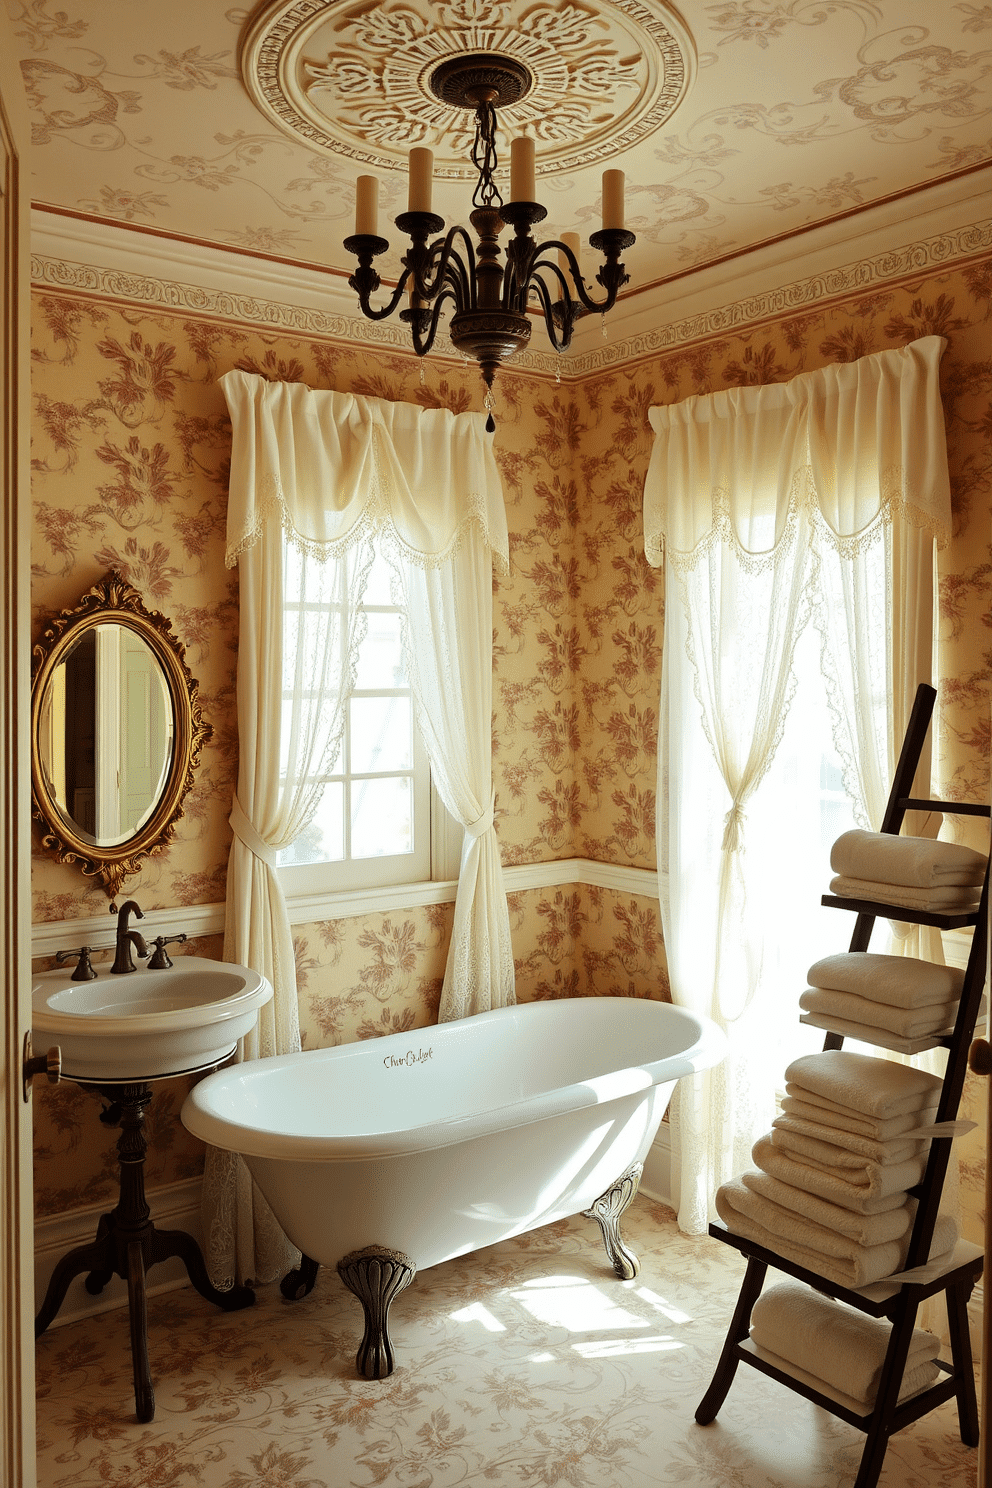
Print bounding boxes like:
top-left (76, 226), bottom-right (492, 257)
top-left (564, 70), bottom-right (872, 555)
top-left (351, 775), bottom-right (414, 858)
top-left (355, 612), bottom-right (407, 690)
top-left (278, 781), bottom-right (344, 866)
top-left (350, 695), bottom-right (412, 772)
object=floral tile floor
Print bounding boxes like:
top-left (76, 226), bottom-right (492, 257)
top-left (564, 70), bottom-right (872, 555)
top-left (36, 1196), bottom-right (977, 1487)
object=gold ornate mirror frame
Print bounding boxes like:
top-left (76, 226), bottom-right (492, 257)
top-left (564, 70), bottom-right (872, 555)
top-left (31, 571), bottom-right (212, 901)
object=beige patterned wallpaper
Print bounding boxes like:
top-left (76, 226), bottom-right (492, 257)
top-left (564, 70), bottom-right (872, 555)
top-left (29, 251), bottom-right (991, 1251)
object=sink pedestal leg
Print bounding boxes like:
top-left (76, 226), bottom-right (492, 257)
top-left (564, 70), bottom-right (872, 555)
top-left (337, 1246), bottom-right (416, 1379)
top-left (35, 1081), bottom-right (255, 1422)
top-left (583, 1161), bottom-right (643, 1280)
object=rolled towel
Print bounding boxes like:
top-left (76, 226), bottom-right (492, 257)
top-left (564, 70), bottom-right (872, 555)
top-left (746, 1341), bottom-right (940, 1415)
top-left (715, 1178), bottom-right (957, 1288)
top-left (807, 952), bottom-right (964, 1009)
top-left (752, 1131), bottom-right (926, 1209)
top-left (799, 987), bottom-right (958, 1039)
top-left (741, 1170), bottom-right (913, 1248)
top-left (771, 1113), bottom-right (931, 1164)
top-left (829, 875), bottom-right (982, 911)
top-left (784, 1050), bottom-right (943, 1120)
top-left (781, 1094), bottom-right (938, 1143)
top-left (750, 1279), bottom-right (940, 1403)
top-left (830, 829), bottom-right (987, 888)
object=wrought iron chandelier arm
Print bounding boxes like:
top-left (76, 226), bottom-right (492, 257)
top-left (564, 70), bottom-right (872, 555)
top-left (529, 233), bottom-right (636, 316)
top-left (526, 271), bottom-right (577, 353)
top-left (407, 226), bottom-right (476, 310)
top-left (405, 287), bottom-right (458, 358)
top-left (343, 234), bottom-right (410, 322)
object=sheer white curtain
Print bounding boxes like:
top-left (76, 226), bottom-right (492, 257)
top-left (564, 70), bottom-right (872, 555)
top-left (205, 372), bottom-right (512, 1288)
top-left (644, 337), bottom-right (952, 1234)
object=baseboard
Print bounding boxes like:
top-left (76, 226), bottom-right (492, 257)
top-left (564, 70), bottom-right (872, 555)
top-left (33, 1177), bottom-right (203, 1328)
top-left (640, 1122), bottom-right (672, 1209)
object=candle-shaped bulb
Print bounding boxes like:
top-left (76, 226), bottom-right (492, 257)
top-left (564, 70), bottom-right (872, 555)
top-left (602, 169), bottom-right (625, 231)
top-left (356, 175), bottom-right (379, 236)
top-left (408, 148), bottom-right (433, 213)
top-left (510, 136), bottom-right (536, 203)
top-left (559, 232), bottom-right (581, 279)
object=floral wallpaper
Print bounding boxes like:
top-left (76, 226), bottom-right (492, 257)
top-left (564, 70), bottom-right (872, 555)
top-left (29, 249), bottom-right (991, 1251)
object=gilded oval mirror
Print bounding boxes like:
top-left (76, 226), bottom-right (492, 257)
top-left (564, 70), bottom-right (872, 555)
top-left (31, 572), bottom-right (212, 900)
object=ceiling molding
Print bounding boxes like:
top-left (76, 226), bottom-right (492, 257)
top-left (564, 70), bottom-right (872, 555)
top-left (30, 165), bottom-right (992, 377)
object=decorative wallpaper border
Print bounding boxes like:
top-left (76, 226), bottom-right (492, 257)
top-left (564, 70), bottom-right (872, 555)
top-left (30, 211), bottom-right (992, 378)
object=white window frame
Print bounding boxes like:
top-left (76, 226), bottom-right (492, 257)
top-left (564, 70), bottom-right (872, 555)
top-left (276, 561), bottom-right (462, 902)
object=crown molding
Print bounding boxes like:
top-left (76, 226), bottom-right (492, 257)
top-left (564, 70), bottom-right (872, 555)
top-left (30, 166), bottom-right (992, 376)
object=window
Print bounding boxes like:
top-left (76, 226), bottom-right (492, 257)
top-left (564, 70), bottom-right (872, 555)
top-left (277, 541), bottom-right (458, 895)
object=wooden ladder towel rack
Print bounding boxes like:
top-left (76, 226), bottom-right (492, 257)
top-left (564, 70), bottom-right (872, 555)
top-left (696, 683), bottom-right (989, 1488)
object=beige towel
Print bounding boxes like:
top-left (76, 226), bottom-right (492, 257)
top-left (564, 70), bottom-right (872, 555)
top-left (750, 1278), bottom-right (940, 1402)
top-left (829, 875), bottom-right (982, 911)
top-left (784, 1050), bottom-right (943, 1120)
top-left (715, 1178), bottom-right (957, 1288)
top-left (769, 1124), bottom-right (920, 1172)
top-left (752, 1132), bottom-right (926, 1209)
top-left (780, 1094), bottom-right (938, 1143)
top-left (746, 1341), bottom-right (940, 1415)
top-left (798, 987), bottom-right (958, 1039)
top-left (741, 1170), bottom-right (912, 1248)
top-left (807, 951), bottom-right (964, 1008)
top-left (830, 829), bottom-right (987, 888)
top-left (771, 1113), bottom-right (931, 1164)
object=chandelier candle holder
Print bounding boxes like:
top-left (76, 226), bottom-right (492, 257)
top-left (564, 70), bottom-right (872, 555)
top-left (343, 54), bottom-right (636, 429)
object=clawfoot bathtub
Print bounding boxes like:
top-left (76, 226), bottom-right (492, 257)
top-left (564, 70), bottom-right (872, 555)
top-left (182, 996), bottom-right (725, 1378)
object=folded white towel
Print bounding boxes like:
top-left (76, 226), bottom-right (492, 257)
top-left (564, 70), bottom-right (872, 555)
top-left (784, 1050), bottom-right (943, 1120)
top-left (750, 1278), bottom-right (940, 1403)
top-left (799, 987), bottom-right (958, 1039)
top-left (829, 875), bottom-right (983, 911)
top-left (741, 1171), bottom-right (913, 1248)
top-left (752, 1132), bottom-right (926, 1209)
top-left (771, 1113), bottom-right (931, 1163)
top-left (806, 952), bottom-right (964, 1009)
top-left (830, 830), bottom-right (987, 888)
top-left (715, 1179), bottom-right (957, 1288)
top-left (780, 1094), bottom-right (938, 1143)
top-left (746, 1340), bottom-right (940, 1415)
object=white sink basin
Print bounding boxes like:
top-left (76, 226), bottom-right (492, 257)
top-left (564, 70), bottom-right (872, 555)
top-left (32, 958), bottom-right (273, 1082)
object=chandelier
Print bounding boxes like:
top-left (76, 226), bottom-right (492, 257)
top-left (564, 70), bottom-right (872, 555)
top-left (343, 54), bottom-right (636, 428)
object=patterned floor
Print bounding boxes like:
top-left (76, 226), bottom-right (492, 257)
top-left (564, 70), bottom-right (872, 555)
top-left (35, 1196), bottom-right (977, 1487)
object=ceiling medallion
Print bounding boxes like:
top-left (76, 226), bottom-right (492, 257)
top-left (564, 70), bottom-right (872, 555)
top-left (240, 0), bottom-right (696, 176)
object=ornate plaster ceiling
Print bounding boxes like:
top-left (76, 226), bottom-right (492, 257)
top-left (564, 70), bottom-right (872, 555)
top-left (10, 0), bottom-right (992, 297)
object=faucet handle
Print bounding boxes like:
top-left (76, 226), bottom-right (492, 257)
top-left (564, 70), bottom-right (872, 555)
top-left (147, 933), bottom-right (188, 970)
top-left (54, 946), bottom-right (100, 982)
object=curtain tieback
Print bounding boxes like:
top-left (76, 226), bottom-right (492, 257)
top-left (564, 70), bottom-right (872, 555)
top-left (464, 790), bottom-right (496, 841)
top-left (721, 797), bottom-right (747, 854)
top-left (229, 795), bottom-right (279, 869)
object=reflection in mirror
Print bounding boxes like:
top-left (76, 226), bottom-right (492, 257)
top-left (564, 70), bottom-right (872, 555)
top-left (37, 623), bottom-right (176, 848)
top-left (31, 571), bottom-right (211, 901)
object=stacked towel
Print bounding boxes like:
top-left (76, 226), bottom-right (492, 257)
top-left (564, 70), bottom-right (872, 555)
top-left (750, 1280), bottom-right (941, 1406)
top-left (716, 1051), bottom-right (957, 1286)
top-left (828, 829), bottom-right (986, 912)
top-left (800, 950), bottom-right (964, 1043)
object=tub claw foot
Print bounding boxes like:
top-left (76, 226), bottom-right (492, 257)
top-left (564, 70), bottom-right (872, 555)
top-left (281, 1253), bottom-right (320, 1301)
top-left (337, 1247), bottom-right (416, 1380)
top-left (584, 1161), bottom-right (643, 1280)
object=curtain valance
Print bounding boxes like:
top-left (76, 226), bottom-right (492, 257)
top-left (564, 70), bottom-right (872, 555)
top-left (221, 370), bottom-right (509, 573)
top-left (643, 336), bottom-right (951, 569)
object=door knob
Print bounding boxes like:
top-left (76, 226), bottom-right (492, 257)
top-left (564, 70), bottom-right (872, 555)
top-left (22, 1032), bottom-right (61, 1102)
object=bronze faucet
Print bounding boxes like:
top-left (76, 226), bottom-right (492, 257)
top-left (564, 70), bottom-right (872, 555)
top-left (111, 900), bottom-right (149, 974)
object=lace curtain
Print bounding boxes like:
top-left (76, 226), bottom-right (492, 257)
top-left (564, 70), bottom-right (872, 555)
top-left (643, 336), bottom-right (953, 1234)
top-left (205, 372), bottom-right (512, 1288)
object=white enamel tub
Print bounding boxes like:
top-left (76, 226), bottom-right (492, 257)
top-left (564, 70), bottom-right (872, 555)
top-left (183, 997), bottom-right (724, 1376)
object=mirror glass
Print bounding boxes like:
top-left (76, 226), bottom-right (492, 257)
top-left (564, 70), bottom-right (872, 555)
top-left (36, 622), bottom-right (176, 849)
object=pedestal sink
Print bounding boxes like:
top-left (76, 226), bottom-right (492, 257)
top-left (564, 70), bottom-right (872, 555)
top-left (32, 955), bottom-right (271, 1421)
top-left (32, 957), bottom-right (273, 1082)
